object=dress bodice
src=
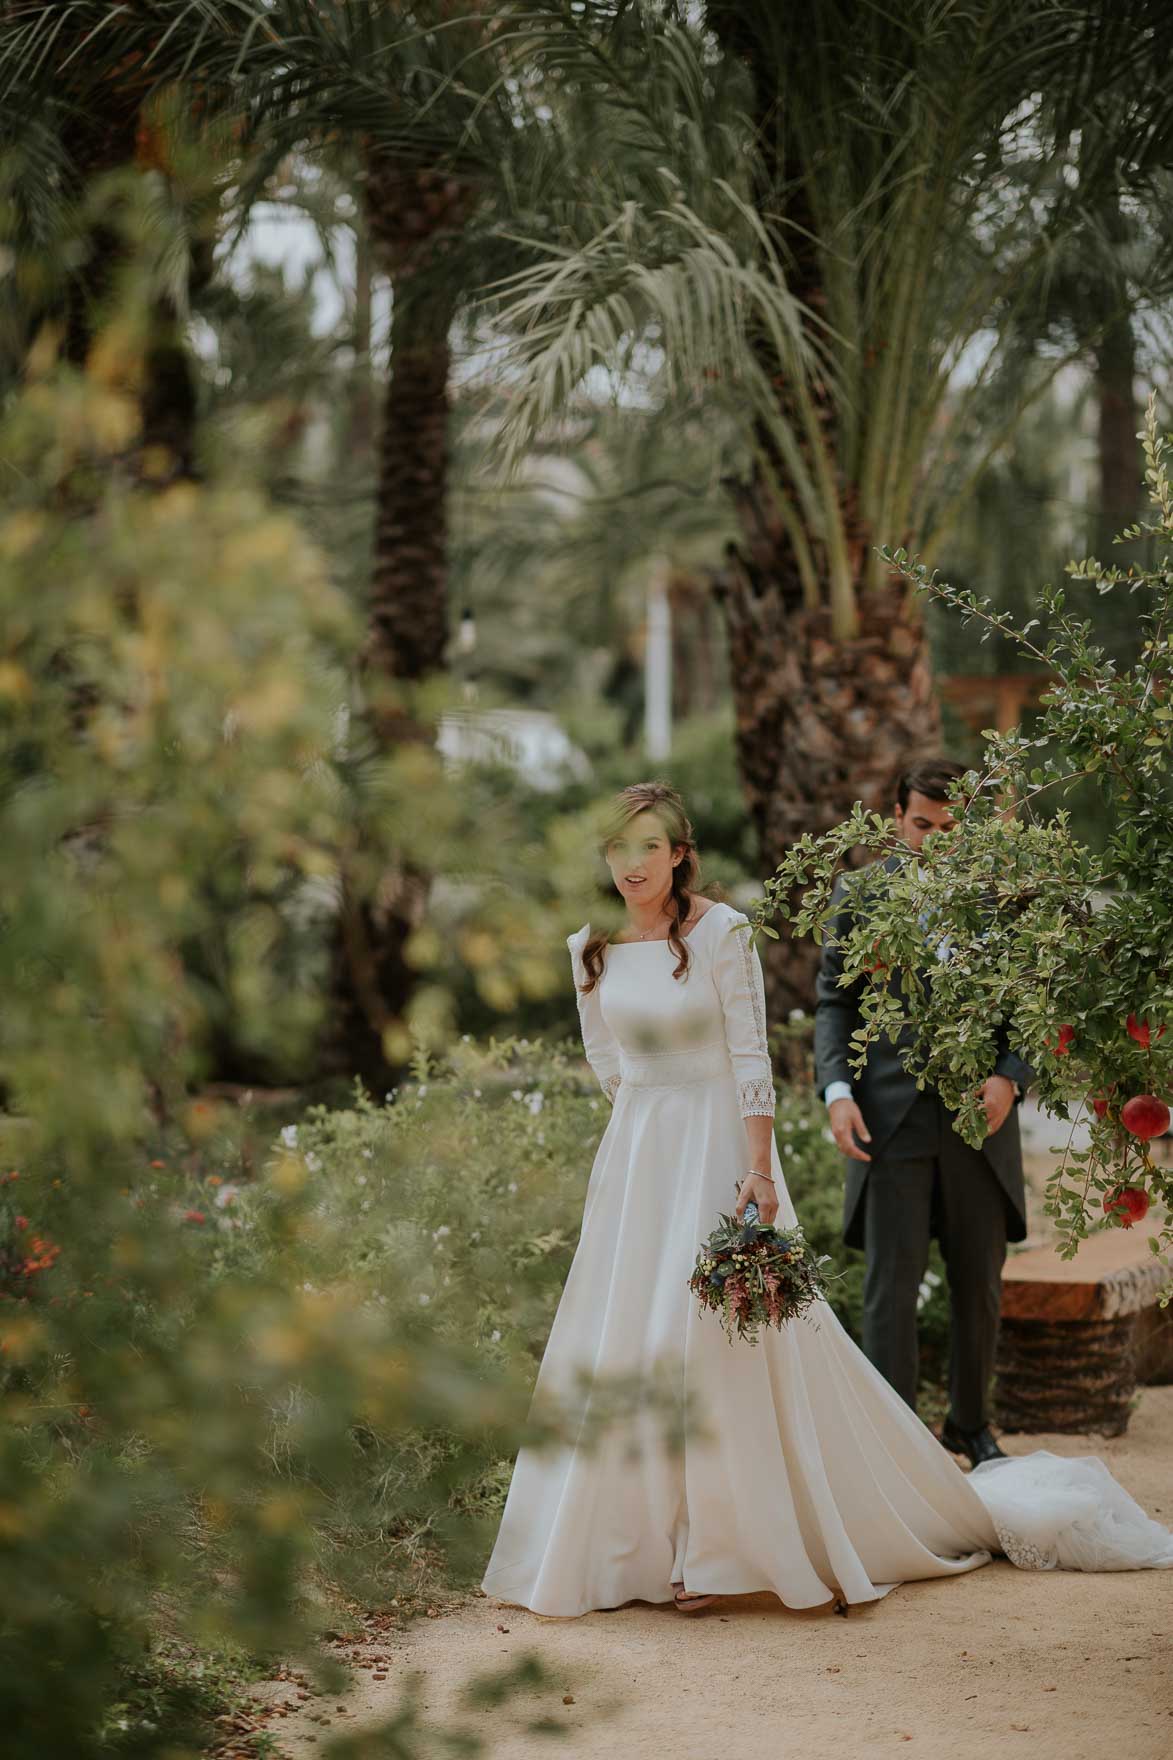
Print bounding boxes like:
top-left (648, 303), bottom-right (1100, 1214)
top-left (567, 902), bottom-right (775, 1118)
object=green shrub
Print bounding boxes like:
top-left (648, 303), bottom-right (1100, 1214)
top-left (0, 362), bottom-right (537, 1757)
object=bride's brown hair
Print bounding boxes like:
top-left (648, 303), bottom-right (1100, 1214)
top-left (579, 782), bottom-right (717, 993)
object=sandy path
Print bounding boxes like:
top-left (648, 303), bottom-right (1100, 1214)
top-left (263, 1386), bottom-right (1173, 1760)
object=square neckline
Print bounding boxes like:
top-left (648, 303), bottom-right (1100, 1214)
top-left (606, 900), bottom-right (733, 948)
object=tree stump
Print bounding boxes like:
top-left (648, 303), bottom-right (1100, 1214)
top-left (996, 1222), bottom-right (1171, 1436)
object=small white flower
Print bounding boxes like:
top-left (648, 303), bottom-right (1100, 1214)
top-left (302, 1281), bottom-right (315, 1293)
top-left (280, 1124), bottom-right (299, 1148)
top-left (507, 1181), bottom-right (518, 1193)
top-left (418, 1293), bottom-right (431, 1306)
top-left (821, 1127), bottom-right (835, 1144)
top-left (589, 1100), bottom-right (599, 1112)
top-left (789, 1008), bottom-right (806, 1022)
top-left (536, 1131), bottom-right (545, 1145)
top-left (473, 1087), bottom-right (482, 1098)
top-left (519, 1038), bottom-right (530, 1049)
top-left (214, 1182), bottom-right (240, 1208)
top-left (490, 1329), bottom-right (501, 1343)
top-left (525, 1091), bottom-right (544, 1115)
top-left (470, 1230), bottom-right (481, 1243)
top-left (385, 1090), bottom-right (397, 1102)
top-left (360, 1198), bottom-right (372, 1211)
top-left (304, 1151), bottom-right (322, 1173)
top-left (781, 1121), bottom-right (794, 1134)
top-left (511, 1088), bottom-right (524, 1101)
top-left (433, 1224), bottom-right (451, 1240)
top-left (356, 1174), bottom-right (368, 1186)
top-left (462, 1034), bottom-right (471, 1043)
top-left (418, 1084), bottom-right (428, 1097)
top-left (361, 1148), bottom-right (373, 1160)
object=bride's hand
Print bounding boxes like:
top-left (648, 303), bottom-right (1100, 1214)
top-left (735, 1173), bottom-right (779, 1226)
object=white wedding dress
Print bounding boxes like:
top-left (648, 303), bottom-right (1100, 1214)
top-left (481, 903), bottom-right (1173, 1616)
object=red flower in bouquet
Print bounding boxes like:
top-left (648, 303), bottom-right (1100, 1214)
top-left (1126, 1013), bottom-right (1166, 1049)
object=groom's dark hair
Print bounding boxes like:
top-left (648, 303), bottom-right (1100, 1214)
top-left (896, 758), bottom-right (969, 812)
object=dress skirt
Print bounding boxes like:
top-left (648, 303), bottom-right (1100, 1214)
top-left (481, 1055), bottom-right (997, 1616)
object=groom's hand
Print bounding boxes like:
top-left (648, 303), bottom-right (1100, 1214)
top-left (829, 1097), bottom-right (872, 1162)
top-left (980, 1074), bottom-right (1015, 1135)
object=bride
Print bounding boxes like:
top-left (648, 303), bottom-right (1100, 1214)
top-left (481, 782), bottom-right (1173, 1617)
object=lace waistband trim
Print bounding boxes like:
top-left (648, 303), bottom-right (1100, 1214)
top-left (618, 1043), bottom-right (732, 1088)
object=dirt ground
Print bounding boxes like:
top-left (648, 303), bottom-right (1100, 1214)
top-left (260, 1384), bottom-right (1173, 1760)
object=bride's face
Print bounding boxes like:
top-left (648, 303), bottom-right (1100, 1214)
top-left (604, 809), bottom-right (683, 907)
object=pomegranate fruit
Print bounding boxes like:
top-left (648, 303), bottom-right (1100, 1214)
top-left (1120, 1094), bottom-right (1171, 1140)
top-left (1102, 1186), bottom-right (1151, 1228)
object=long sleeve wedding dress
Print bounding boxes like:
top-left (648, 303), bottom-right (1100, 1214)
top-left (481, 903), bottom-right (1173, 1617)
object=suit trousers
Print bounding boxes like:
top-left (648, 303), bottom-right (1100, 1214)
top-left (861, 1098), bottom-right (1009, 1431)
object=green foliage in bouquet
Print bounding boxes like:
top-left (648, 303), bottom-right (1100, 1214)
top-left (690, 1202), bottom-right (833, 1345)
top-left (750, 393), bottom-right (1173, 1272)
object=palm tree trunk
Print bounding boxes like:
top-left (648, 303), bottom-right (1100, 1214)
top-left (50, 60), bottom-right (202, 481)
top-left (716, 553), bottom-right (939, 1027)
top-left (347, 211), bottom-right (375, 463)
top-left (1091, 254), bottom-right (1141, 664)
top-left (709, 6), bottom-right (942, 1028)
top-left (326, 160), bottom-right (467, 1087)
top-left (330, 283), bottom-right (455, 1088)
top-left (1095, 317), bottom-right (1138, 549)
top-left (362, 280), bottom-right (454, 729)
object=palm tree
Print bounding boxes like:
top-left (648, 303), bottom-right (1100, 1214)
top-left (984, 103), bottom-right (1173, 666)
top-left (0, 1), bottom-right (222, 475)
top-left (0, 1), bottom-right (528, 1081)
top-left (480, 0), bottom-right (1173, 1011)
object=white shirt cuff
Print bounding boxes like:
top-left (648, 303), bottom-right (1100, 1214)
top-left (824, 1080), bottom-right (854, 1107)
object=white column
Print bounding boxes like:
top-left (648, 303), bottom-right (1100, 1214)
top-left (644, 557), bottom-right (673, 761)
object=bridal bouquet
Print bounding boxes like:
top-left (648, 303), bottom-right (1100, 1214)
top-left (689, 1196), bottom-right (832, 1345)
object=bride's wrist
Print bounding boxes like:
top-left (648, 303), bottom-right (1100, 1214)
top-left (747, 1169), bottom-right (775, 1184)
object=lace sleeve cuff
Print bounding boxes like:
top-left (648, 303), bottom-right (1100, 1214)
top-left (738, 1077), bottom-right (776, 1118)
top-left (600, 1073), bottom-right (622, 1104)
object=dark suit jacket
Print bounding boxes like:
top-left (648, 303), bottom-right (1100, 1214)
top-left (813, 853), bottom-right (1035, 1248)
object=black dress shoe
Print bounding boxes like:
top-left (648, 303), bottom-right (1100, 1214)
top-left (939, 1417), bottom-right (1007, 1468)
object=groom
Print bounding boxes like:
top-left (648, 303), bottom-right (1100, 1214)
top-left (813, 758), bottom-right (1035, 1469)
